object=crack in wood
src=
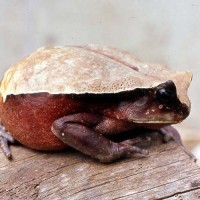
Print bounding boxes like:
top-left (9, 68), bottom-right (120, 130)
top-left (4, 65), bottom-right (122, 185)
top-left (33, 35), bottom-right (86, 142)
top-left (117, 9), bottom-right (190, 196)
top-left (0, 153), bottom-right (38, 169)
top-left (161, 187), bottom-right (200, 199)
top-left (109, 173), bottom-right (200, 200)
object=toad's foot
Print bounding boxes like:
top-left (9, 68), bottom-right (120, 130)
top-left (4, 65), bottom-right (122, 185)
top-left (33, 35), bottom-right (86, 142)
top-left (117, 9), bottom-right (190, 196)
top-left (119, 136), bottom-right (151, 148)
top-left (52, 113), bottom-right (149, 163)
top-left (117, 137), bottom-right (151, 159)
top-left (160, 125), bottom-right (196, 161)
top-left (0, 124), bottom-right (15, 159)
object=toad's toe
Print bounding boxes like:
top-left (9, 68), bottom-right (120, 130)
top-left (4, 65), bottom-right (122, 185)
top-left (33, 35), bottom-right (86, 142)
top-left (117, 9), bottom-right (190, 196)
top-left (0, 124), bottom-right (14, 159)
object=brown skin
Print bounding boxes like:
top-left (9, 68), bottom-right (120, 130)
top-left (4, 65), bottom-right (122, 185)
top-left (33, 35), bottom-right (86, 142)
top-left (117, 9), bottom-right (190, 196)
top-left (0, 81), bottom-right (190, 162)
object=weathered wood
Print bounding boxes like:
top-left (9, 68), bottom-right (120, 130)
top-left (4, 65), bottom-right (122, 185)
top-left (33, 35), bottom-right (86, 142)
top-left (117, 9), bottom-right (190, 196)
top-left (0, 136), bottom-right (200, 200)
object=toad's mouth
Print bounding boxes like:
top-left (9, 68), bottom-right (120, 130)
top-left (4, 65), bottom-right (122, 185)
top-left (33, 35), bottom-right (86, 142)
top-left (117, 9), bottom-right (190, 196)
top-left (131, 120), bottom-right (179, 124)
top-left (130, 113), bottom-right (186, 124)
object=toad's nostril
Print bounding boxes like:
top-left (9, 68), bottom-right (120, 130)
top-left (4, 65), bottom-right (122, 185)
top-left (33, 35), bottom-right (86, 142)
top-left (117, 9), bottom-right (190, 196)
top-left (179, 103), bottom-right (190, 119)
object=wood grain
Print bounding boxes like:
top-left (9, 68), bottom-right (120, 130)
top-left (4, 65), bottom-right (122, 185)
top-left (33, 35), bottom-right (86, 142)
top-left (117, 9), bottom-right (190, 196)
top-left (0, 137), bottom-right (200, 200)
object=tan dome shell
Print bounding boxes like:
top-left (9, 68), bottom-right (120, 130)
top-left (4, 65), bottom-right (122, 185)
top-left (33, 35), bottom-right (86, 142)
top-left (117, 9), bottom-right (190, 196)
top-left (0, 45), bottom-right (192, 107)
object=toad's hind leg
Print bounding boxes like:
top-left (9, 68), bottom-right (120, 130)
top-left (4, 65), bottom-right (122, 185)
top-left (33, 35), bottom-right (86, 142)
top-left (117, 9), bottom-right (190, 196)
top-left (51, 113), bottom-right (149, 163)
top-left (0, 124), bottom-right (15, 159)
top-left (160, 125), bottom-right (196, 161)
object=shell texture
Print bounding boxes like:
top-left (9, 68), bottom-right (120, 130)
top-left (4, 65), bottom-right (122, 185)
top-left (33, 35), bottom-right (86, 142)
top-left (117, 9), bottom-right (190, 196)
top-left (0, 45), bottom-right (192, 107)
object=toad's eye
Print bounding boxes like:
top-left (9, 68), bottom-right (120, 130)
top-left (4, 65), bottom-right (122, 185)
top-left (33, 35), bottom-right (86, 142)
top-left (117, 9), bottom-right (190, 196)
top-left (156, 80), bottom-right (177, 103)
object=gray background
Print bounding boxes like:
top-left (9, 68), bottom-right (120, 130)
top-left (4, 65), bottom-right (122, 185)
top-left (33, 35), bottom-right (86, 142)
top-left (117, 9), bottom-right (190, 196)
top-left (0, 1), bottom-right (199, 157)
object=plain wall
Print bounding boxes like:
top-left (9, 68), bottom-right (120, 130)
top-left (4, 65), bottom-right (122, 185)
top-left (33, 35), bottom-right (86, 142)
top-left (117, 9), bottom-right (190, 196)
top-left (0, 0), bottom-right (199, 130)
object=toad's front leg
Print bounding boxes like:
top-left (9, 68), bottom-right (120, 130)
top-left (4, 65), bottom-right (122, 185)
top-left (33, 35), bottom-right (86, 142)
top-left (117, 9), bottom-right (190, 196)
top-left (0, 124), bottom-right (15, 159)
top-left (51, 113), bottom-right (148, 163)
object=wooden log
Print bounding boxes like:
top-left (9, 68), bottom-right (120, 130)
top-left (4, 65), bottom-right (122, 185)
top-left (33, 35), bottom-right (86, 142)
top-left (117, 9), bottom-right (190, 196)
top-left (0, 134), bottom-right (200, 200)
